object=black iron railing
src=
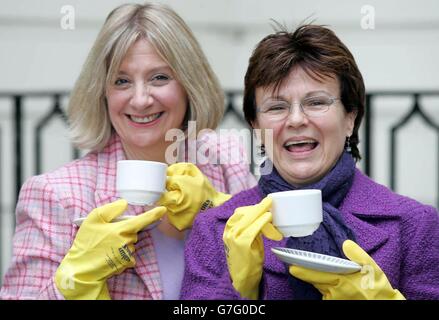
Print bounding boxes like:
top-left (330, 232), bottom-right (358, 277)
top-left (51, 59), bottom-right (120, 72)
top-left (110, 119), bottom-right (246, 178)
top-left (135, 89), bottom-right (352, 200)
top-left (1, 89), bottom-right (439, 284)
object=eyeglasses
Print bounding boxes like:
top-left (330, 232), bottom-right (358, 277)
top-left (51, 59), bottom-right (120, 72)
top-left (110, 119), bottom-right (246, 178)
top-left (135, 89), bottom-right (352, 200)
top-left (256, 95), bottom-right (340, 121)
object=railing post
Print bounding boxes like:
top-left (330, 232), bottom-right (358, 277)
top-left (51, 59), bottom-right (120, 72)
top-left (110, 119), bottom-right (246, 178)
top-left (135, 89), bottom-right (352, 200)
top-left (14, 96), bottom-right (23, 204)
top-left (0, 125), bottom-right (2, 281)
top-left (364, 94), bottom-right (372, 177)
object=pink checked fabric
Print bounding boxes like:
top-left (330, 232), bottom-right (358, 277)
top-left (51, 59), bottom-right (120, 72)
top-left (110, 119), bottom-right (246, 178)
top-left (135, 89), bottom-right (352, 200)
top-left (0, 132), bottom-right (256, 300)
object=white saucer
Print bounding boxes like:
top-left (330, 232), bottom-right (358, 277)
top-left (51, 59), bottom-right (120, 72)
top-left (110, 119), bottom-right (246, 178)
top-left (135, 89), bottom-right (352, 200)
top-left (73, 216), bottom-right (160, 230)
top-left (271, 247), bottom-right (361, 274)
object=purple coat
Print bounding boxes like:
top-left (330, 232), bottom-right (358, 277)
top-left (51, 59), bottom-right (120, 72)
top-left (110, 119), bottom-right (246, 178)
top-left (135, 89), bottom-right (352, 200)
top-left (180, 169), bottom-right (439, 300)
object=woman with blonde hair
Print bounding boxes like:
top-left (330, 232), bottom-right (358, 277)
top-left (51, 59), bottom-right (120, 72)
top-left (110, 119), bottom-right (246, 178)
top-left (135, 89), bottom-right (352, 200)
top-left (0, 2), bottom-right (255, 300)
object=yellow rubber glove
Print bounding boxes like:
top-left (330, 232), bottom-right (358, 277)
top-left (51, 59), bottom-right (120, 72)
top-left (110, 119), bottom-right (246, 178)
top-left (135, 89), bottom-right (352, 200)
top-left (289, 239), bottom-right (406, 300)
top-left (55, 199), bottom-right (166, 300)
top-left (158, 162), bottom-right (231, 231)
top-left (223, 197), bottom-right (283, 300)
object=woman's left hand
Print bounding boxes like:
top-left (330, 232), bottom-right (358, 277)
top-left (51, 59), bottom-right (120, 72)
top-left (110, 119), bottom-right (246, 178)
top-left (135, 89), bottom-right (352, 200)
top-left (158, 162), bottom-right (231, 231)
top-left (289, 240), bottom-right (406, 300)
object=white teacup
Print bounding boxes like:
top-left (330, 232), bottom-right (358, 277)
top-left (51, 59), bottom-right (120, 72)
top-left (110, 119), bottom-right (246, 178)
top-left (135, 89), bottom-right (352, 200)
top-left (116, 160), bottom-right (167, 205)
top-left (269, 189), bottom-right (323, 237)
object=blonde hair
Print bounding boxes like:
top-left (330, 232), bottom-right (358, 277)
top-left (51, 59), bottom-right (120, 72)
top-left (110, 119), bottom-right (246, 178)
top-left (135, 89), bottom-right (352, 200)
top-left (68, 2), bottom-right (225, 151)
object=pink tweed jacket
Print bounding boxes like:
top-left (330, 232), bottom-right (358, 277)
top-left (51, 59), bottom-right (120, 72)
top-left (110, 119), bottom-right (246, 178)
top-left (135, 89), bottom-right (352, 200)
top-left (0, 133), bottom-right (256, 300)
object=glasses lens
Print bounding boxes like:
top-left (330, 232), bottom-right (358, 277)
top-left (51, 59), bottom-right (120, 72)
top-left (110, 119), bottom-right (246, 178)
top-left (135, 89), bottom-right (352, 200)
top-left (260, 101), bottom-right (289, 120)
top-left (302, 96), bottom-right (332, 116)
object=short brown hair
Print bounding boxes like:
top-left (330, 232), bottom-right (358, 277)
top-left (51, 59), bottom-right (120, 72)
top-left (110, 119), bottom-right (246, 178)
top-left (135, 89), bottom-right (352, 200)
top-left (243, 24), bottom-right (365, 160)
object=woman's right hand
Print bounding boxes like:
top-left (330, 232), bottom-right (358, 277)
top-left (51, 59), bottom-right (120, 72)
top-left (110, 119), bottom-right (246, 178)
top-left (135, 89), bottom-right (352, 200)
top-left (54, 199), bottom-right (166, 300)
top-left (222, 197), bottom-right (282, 300)
top-left (158, 163), bottom-right (231, 231)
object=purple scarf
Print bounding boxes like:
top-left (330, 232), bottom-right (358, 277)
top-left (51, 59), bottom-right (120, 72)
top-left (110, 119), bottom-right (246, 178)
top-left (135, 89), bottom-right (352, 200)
top-left (258, 151), bottom-right (357, 300)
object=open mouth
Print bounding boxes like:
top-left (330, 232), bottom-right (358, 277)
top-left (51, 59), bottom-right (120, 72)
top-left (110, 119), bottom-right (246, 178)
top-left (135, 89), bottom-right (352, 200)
top-left (284, 140), bottom-right (319, 153)
top-left (127, 112), bottom-right (163, 124)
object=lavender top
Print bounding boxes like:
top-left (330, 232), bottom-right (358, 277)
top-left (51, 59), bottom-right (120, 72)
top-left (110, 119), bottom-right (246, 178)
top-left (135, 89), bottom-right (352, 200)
top-left (180, 169), bottom-right (439, 300)
top-left (150, 228), bottom-right (185, 300)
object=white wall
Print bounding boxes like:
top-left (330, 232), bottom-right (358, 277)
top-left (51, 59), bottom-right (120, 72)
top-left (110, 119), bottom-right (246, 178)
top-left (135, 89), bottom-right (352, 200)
top-left (2, 0), bottom-right (439, 90)
top-left (1, 0), bottom-right (439, 278)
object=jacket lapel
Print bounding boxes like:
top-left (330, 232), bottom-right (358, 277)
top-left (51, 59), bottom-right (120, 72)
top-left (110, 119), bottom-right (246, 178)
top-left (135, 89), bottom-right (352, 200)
top-left (344, 211), bottom-right (392, 254)
top-left (94, 134), bottom-right (163, 299)
top-left (94, 134), bottom-right (124, 208)
top-left (339, 170), bottom-right (398, 255)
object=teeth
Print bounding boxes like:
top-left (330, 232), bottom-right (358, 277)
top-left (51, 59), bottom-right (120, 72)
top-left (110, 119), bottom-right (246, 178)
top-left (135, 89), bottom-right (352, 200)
top-left (284, 140), bottom-right (315, 147)
top-left (130, 113), bottom-right (161, 123)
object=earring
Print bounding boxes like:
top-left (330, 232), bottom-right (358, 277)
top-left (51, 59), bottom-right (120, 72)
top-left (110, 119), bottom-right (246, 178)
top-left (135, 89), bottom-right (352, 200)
top-left (258, 143), bottom-right (266, 157)
top-left (345, 136), bottom-right (352, 153)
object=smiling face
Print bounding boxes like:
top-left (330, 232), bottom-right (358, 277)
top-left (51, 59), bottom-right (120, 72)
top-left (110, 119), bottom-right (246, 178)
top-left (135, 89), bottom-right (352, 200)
top-left (106, 38), bottom-right (188, 161)
top-left (253, 67), bottom-right (356, 186)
